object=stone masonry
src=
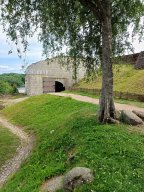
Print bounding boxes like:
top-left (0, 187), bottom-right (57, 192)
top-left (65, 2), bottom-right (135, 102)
top-left (25, 57), bottom-right (86, 96)
top-left (135, 51), bottom-right (144, 69)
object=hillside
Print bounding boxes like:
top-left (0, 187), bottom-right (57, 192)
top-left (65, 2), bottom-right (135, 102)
top-left (0, 73), bottom-right (25, 87)
top-left (75, 65), bottom-right (144, 95)
top-left (1, 95), bottom-right (144, 191)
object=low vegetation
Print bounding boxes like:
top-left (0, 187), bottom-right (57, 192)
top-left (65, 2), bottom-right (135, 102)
top-left (1, 95), bottom-right (144, 192)
top-left (0, 82), bottom-right (15, 95)
top-left (0, 73), bottom-right (25, 95)
top-left (75, 64), bottom-right (144, 95)
top-left (0, 125), bottom-right (20, 168)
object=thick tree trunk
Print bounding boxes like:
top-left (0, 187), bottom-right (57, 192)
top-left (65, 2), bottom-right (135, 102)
top-left (98, 4), bottom-right (116, 123)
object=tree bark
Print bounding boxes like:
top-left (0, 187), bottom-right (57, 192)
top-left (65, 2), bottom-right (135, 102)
top-left (98, 2), bottom-right (116, 123)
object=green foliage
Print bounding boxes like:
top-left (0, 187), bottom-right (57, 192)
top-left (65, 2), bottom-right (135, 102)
top-left (0, 73), bottom-right (25, 87)
top-left (0, 126), bottom-right (20, 168)
top-left (1, 95), bottom-right (144, 191)
top-left (0, 81), bottom-right (14, 94)
top-left (0, 1), bottom-right (143, 72)
top-left (0, 73), bottom-right (24, 95)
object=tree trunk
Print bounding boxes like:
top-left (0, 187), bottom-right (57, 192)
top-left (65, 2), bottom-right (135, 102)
top-left (98, 3), bottom-right (116, 123)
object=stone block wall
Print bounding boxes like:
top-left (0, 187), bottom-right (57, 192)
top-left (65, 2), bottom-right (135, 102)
top-left (113, 53), bottom-right (139, 64)
top-left (25, 75), bottom-right (43, 95)
top-left (135, 51), bottom-right (144, 69)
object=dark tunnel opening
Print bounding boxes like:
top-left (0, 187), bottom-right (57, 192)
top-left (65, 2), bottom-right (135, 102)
top-left (55, 81), bottom-right (65, 92)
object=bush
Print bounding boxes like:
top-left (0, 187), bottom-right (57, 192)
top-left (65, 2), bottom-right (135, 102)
top-left (0, 81), bottom-right (17, 95)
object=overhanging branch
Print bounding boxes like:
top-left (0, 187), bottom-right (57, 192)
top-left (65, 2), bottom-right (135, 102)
top-left (79, 0), bottom-right (103, 21)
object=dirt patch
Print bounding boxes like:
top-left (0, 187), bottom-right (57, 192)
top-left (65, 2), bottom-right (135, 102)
top-left (40, 176), bottom-right (64, 192)
top-left (128, 124), bottom-right (144, 135)
top-left (0, 97), bottom-right (28, 107)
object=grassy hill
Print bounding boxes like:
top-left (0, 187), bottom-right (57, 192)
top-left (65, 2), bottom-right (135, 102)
top-left (75, 64), bottom-right (144, 95)
top-left (1, 95), bottom-right (144, 192)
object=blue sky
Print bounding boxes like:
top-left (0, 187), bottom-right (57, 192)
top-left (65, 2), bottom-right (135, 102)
top-left (0, 25), bottom-right (44, 74)
top-left (0, 24), bottom-right (144, 74)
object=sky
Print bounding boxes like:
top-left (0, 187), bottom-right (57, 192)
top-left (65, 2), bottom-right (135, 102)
top-left (0, 24), bottom-right (144, 74)
top-left (0, 25), bottom-right (44, 74)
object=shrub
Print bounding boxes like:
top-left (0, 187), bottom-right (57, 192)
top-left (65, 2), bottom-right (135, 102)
top-left (0, 81), bottom-right (17, 95)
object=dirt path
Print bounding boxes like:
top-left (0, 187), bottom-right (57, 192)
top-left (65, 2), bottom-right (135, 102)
top-left (0, 97), bottom-right (34, 187)
top-left (49, 93), bottom-right (144, 112)
top-left (1, 97), bottom-right (28, 107)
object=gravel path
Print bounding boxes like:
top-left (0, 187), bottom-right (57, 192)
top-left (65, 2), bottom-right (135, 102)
top-left (0, 97), bottom-right (34, 187)
top-left (49, 93), bottom-right (144, 112)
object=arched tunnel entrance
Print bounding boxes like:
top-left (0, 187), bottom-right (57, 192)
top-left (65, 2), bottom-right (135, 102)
top-left (55, 81), bottom-right (65, 92)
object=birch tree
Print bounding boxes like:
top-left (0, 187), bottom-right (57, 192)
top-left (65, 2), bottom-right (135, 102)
top-left (0, 0), bottom-right (143, 123)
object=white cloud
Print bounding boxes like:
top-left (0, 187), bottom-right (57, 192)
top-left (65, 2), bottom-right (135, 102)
top-left (0, 65), bottom-right (16, 70)
top-left (0, 64), bottom-right (24, 74)
top-left (0, 65), bottom-right (9, 69)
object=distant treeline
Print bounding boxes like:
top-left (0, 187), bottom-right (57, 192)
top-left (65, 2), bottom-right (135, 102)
top-left (0, 73), bottom-right (25, 95)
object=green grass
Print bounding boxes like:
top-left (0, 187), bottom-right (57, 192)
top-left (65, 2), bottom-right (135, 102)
top-left (64, 90), bottom-right (144, 108)
top-left (1, 94), bottom-right (144, 192)
top-left (75, 64), bottom-right (144, 94)
top-left (0, 125), bottom-right (20, 168)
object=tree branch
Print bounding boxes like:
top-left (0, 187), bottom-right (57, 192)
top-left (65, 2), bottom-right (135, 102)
top-left (79, 0), bottom-right (103, 21)
top-left (96, 0), bottom-right (107, 17)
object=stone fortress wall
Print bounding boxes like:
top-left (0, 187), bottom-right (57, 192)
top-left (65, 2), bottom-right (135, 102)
top-left (113, 53), bottom-right (139, 64)
top-left (114, 51), bottom-right (144, 69)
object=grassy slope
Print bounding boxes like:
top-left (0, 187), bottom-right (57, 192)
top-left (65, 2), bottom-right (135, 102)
top-left (0, 125), bottom-right (20, 168)
top-left (75, 65), bottom-right (144, 94)
top-left (1, 95), bottom-right (144, 192)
